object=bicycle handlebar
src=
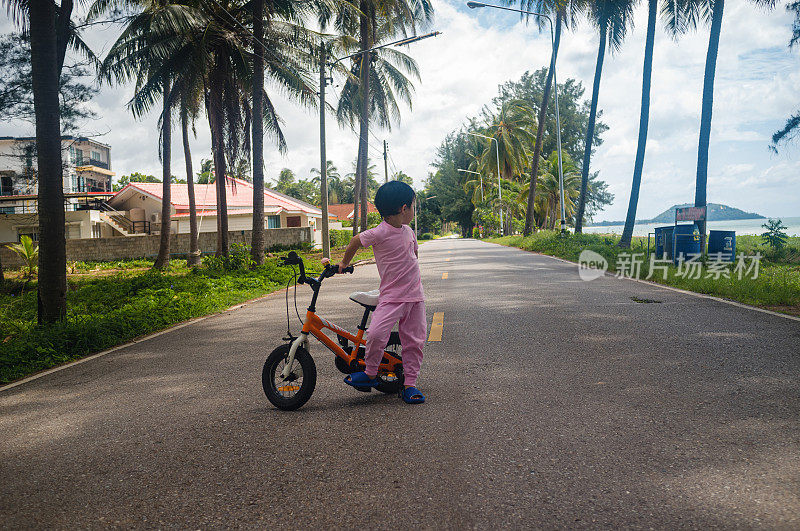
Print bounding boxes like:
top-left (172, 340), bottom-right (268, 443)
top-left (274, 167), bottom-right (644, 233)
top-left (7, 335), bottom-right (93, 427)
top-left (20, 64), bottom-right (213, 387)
top-left (282, 251), bottom-right (353, 287)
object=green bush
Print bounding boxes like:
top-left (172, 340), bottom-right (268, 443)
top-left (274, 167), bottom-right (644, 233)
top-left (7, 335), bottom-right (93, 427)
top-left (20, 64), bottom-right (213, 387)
top-left (419, 233), bottom-right (434, 241)
top-left (330, 229), bottom-right (352, 248)
top-left (472, 227), bottom-right (481, 239)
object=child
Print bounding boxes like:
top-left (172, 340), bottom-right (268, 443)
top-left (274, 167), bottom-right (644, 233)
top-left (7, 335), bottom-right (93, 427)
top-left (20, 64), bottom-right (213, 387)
top-left (337, 181), bottom-right (426, 404)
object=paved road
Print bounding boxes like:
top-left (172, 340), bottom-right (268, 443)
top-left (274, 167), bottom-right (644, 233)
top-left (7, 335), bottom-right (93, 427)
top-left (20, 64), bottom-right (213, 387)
top-left (2, 239), bottom-right (799, 528)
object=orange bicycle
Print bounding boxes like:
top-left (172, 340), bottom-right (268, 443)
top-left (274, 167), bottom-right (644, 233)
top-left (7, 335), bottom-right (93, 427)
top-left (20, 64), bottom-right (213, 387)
top-left (261, 251), bottom-right (403, 410)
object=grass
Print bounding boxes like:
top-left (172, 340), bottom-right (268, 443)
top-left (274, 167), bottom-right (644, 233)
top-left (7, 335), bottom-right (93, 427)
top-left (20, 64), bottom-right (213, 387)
top-left (0, 246), bottom-right (374, 385)
top-left (488, 231), bottom-right (800, 315)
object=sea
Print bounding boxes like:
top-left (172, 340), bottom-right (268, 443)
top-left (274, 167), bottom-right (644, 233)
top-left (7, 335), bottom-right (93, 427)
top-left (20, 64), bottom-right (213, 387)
top-left (584, 216), bottom-right (800, 237)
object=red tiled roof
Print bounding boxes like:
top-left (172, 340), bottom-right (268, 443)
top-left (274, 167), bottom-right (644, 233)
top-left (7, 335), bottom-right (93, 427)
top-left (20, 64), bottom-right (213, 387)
top-left (112, 178), bottom-right (322, 216)
top-left (327, 202), bottom-right (378, 220)
top-left (172, 206), bottom-right (282, 218)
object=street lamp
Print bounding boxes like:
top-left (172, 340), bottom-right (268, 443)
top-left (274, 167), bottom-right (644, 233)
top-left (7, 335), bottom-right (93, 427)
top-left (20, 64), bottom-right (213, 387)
top-left (318, 31), bottom-right (441, 258)
top-left (467, 131), bottom-right (504, 234)
top-left (457, 168), bottom-right (483, 200)
top-left (466, 1), bottom-right (567, 234)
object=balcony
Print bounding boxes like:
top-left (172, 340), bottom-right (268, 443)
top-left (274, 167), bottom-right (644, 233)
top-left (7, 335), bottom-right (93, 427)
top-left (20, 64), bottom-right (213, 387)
top-left (89, 159), bottom-right (109, 170)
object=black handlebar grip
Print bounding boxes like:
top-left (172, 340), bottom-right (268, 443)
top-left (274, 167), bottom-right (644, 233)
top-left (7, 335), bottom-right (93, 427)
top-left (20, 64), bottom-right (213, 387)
top-left (343, 266), bottom-right (354, 274)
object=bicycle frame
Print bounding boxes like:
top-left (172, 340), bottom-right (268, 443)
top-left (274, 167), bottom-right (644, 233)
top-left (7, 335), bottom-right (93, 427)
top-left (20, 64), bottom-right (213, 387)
top-left (281, 308), bottom-right (402, 380)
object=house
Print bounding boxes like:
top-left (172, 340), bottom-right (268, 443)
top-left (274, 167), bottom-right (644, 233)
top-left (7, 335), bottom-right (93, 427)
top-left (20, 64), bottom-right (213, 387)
top-left (0, 136), bottom-right (114, 205)
top-left (108, 179), bottom-right (328, 247)
top-left (0, 136), bottom-right (116, 242)
top-left (327, 202), bottom-right (379, 221)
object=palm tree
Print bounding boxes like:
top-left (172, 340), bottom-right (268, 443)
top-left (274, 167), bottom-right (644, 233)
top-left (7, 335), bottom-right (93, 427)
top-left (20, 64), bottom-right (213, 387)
top-left (666, 0), bottom-right (775, 249)
top-left (99, 0), bottom-right (319, 257)
top-left (311, 160), bottom-right (342, 203)
top-left (516, 0), bottom-right (582, 236)
top-left (251, 0), bottom-right (266, 265)
top-left (574, 0), bottom-right (635, 233)
top-left (96, 2), bottom-right (183, 269)
top-left (473, 99), bottom-right (536, 234)
top-left (619, 0), bottom-right (657, 248)
top-left (176, 80), bottom-right (202, 266)
top-left (153, 79), bottom-right (172, 269)
top-left (4, 0), bottom-right (94, 321)
top-left (520, 151), bottom-right (580, 229)
top-left (331, 0), bottom-right (433, 232)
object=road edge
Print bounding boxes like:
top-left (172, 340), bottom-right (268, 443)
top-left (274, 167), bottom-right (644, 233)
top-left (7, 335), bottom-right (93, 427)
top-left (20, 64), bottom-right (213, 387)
top-left (483, 240), bottom-right (800, 324)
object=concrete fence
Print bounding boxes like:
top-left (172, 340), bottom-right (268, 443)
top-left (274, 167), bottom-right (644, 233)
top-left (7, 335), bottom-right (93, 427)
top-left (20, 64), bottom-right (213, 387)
top-left (0, 227), bottom-right (311, 269)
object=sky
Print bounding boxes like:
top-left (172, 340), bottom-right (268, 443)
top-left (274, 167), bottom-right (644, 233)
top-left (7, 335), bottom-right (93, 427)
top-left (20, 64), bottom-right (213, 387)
top-left (1, 0), bottom-right (799, 221)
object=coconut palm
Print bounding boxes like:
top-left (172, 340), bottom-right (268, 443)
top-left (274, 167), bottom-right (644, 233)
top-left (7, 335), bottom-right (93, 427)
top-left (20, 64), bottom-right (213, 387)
top-left (475, 99), bottom-right (537, 183)
top-left (98, 0), bottom-right (320, 257)
top-left (330, 0), bottom-right (433, 232)
top-left (619, 0), bottom-right (657, 248)
top-left (472, 99), bottom-right (536, 234)
top-left (4, 0), bottom-right (97, 321)
top-left (664, 0), bottom-right (775, 248)
top-left (311, 161), bottom-right (342, 203)
top-left (516, 150), bottom-right (574, 228)
top-left (515, 0), bottom-right (583, 236)
top-left (573, 0), bottom-right (635, 233)
top-left (176, 77), bottom-right (203, 266)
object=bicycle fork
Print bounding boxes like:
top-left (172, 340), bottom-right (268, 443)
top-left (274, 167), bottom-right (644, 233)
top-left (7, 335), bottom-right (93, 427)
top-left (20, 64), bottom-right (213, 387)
top-left (280, 332), bottom-right (309, 380)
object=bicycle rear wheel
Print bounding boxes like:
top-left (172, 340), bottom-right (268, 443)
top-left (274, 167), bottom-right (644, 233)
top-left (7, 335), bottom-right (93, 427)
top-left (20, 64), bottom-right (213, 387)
top-left (262, 344), bottom-right (316, 411)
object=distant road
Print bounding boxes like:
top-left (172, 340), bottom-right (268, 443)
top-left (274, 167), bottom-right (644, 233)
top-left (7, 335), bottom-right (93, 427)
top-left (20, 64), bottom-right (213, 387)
top-left (1, 238), bottom-right (798, 527)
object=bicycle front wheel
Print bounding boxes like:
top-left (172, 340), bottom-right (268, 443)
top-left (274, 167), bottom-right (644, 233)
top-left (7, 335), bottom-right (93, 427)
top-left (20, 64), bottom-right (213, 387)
top-left (262, 344), bottom-right (317, 411)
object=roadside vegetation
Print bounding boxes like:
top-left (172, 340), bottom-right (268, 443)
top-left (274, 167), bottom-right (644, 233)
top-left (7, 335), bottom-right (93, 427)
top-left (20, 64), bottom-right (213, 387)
top-left (489, 232), bottom-right (800, 316)
top-left (0, 245), bottom-right (374, 385)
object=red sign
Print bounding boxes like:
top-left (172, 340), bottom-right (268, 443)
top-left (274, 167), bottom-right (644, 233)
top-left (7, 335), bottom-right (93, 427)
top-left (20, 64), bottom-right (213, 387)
top-left (675, 206), bottom-right (706, 222)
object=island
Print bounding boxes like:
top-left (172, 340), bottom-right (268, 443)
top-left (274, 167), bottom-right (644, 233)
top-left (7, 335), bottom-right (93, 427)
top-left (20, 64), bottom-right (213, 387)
top-left (588, 203), bottom-right (765, 226)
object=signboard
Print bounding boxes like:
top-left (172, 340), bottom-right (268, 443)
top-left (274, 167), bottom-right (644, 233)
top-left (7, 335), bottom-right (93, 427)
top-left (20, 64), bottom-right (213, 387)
top-left (675, 205), bottom-right (706, 222)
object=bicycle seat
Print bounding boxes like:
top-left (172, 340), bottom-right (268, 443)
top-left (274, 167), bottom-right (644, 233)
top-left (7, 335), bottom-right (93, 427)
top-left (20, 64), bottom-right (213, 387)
top-left (349, 289), bottom-right (379, 309)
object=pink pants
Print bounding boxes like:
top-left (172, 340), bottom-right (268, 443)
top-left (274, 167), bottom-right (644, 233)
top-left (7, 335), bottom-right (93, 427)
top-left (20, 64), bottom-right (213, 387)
top-left (365, 300), bottom-right (426, 387)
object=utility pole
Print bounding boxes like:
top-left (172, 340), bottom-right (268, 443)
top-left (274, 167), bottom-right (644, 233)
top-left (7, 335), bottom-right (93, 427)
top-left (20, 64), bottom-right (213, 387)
top-left (383, 140), bottom-right (389, 183)
top-left (319, 44), bottom-right (330, 259)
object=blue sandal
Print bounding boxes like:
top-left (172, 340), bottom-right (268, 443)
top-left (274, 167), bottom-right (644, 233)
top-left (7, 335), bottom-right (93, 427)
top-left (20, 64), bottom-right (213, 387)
top-left (344, 371), bottom-right (380, 392)
top-left (401, 386), bottom-right (425, 404)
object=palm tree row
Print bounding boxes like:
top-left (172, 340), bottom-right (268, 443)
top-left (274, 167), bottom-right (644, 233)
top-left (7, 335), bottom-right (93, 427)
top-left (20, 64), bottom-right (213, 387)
top-left (6, 0), bottom-right (433, 321)
top-left (466, 0), bottom-right (777, 246)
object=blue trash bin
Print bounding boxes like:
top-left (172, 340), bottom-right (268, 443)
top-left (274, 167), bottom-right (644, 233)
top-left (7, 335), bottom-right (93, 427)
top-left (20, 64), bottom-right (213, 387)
top-left (708, 230), bottom-right (736, 261)
top-left (654, 226), bottom-right (674, 259)
top-left (673, 223), bottom-right (701, 264)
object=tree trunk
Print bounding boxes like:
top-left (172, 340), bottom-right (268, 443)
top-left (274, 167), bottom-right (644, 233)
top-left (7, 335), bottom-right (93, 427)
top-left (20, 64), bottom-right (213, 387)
top-left (182, 112), bottom-right (201, 266)
top-left (524, 12), bottom-right (562, 237)
top-left (30, 0), bottom-right (66, 323)
top-left (208, 67), bottom-right (229, 257)
top-left (154, 82), bottom-right (172, 269)
top-left (695, 0), bottom-right (724, 253)
top-left (251, 0), bottom-right (265, 265)
top-left (352, 158), bottom-right (361, 236)
top-left (357, 0), bottom-right (372, 233)
top-left (619, 0), bottom-right (656, 249)
top-left (575, 22), bottom-right (607, 234)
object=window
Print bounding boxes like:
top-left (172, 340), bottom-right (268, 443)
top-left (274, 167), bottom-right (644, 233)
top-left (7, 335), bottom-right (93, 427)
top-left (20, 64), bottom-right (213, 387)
top-left (267, 215), bottom-right (281, 229)
top-left (0, 207), bottom-right (15, 214)
top-left (286, 216), bottom-right (301, 228)
top-left (1, 175), bottom-right (12, 196)
top-left (18, 229), bottom-right (39, 242)
top-left (92, 224), bottom-right (102, 238)
top-left (91, 150), bottom-right (101, 161)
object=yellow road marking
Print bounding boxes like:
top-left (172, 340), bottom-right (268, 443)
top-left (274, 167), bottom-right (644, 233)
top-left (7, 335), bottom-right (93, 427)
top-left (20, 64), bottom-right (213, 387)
top-left (442, 272), bottom-right (448, 279)
top-left (428, 312), bottom-right (444, 342)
